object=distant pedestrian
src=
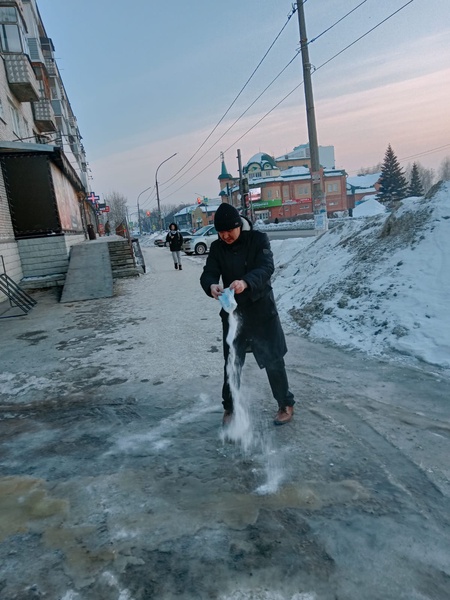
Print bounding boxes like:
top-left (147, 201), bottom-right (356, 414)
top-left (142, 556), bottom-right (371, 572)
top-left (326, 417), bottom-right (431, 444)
top-left (105, 220), bottom-right (111, 236)
top-left (166, 223), bottom-right (184, 270)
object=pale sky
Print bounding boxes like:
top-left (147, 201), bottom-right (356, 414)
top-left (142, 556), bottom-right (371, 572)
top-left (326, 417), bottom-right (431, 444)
top-left (36, 0), bottom-right (450, 215)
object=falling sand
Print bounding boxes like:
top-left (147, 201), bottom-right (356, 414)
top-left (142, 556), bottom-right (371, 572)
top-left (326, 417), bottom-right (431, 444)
top-left (219, 291), bottom-right (285, 494)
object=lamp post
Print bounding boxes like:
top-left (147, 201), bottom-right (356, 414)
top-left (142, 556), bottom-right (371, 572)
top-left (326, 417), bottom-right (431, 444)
top-left (155, 152), bottom-right (177, 230)
top-left (137, 185), bottom-right (153, 235)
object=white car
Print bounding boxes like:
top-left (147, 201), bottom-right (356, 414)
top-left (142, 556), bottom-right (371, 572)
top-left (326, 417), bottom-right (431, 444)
top-left (182, 225), bottom-right (218, 255)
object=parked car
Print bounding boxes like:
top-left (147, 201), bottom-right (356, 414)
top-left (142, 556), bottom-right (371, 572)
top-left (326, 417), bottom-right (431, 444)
top-left (154, 229), bottom-right (193, 247)
top-left (182, 225), bottom-right (218, 255)
top-left (153, 231), bottom-right (168, 247)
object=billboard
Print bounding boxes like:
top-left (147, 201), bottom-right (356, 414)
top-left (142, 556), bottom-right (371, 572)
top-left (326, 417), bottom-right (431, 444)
top-left (249, 187), bottom-right (261, 202)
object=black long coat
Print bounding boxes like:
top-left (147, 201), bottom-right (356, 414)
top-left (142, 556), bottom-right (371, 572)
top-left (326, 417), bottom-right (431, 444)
top-left (166, 230), bottom-right (183, 251)
top-left (200, 229), bottom-right (287, 369)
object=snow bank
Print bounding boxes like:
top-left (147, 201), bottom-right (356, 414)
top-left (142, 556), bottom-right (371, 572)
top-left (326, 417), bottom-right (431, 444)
top-left (272, 182), bottom-right (450, 370)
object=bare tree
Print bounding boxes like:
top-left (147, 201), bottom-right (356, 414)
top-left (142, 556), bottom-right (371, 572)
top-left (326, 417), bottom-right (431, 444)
top-left (438, 156), bottom-right (450, 181)
top-left (104, 191), bottom-right (128, 228)
top-left (357, 163), bottom-right (382, 175)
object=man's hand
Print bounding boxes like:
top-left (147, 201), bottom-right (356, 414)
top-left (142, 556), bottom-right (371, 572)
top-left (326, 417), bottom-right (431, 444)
top-left (230, 280), bottom-right (248, 294)
top-left (210, 284), bottom-right (223, 300)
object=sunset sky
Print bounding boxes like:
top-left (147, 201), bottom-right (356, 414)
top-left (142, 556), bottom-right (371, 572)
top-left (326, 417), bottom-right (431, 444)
top-left (37, 0), bottom-right (450, 214)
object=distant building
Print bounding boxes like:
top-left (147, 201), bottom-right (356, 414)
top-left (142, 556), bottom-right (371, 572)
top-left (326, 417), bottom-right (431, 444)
top-left (0, 0), bottom-right (92, 302)
top-left (243, 151), bottom-right (347, 221)
top-left (215, 145), bottom-right (349, 221)
top-left (347, 173), bottom-right (381, 206)
top-left (174, 197), bottom-right (222, 230)
top-left (275, 143), bottom-right (335, 170)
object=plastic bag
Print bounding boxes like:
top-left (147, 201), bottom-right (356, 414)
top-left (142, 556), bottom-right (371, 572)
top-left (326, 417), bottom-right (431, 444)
top-left (219, 287), bottom-right (237, 314)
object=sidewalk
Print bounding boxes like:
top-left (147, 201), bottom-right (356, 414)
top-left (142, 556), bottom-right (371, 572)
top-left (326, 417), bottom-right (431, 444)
top-left (0, 245), bottom-right (449, 600)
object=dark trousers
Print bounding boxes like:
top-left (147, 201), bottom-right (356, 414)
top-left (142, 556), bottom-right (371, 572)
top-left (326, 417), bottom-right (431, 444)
top-left (221, 332), bottom-right (295, 412)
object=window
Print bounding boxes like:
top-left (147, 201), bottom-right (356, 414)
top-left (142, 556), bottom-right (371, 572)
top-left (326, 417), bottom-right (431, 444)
top-left (0, 7), bottom-right (17, 23)
top-left (9, 100), bottom-right (21, 135)
top-left (327, 183), bottom-right (339, 193)
top-left (296, 184), bottom-right (310, 196)
top-left (22, 117), bottom-right (30, 139)
top-left (0, 7), bottom-right (25, 53)
top-left (0, 23), bottom-right (22, 52)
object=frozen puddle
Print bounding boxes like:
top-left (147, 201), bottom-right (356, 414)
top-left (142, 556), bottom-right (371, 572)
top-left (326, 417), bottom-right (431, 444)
top-left (219, 591), bottom-right (316, 600)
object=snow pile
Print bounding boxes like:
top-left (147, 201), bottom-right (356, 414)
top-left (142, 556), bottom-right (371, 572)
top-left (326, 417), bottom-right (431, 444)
top-left (353, 197), bottom-right (386, 217)
top-left (272, 182), bottom-right (450, 369)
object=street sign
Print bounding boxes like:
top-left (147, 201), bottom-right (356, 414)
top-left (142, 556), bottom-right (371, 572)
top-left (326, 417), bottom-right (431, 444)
top-left (87, 192), bottom-right (100, 203)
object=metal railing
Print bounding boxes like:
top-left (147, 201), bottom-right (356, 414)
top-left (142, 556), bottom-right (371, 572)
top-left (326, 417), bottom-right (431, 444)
top-left (0, 256), bottom-right (37, 319)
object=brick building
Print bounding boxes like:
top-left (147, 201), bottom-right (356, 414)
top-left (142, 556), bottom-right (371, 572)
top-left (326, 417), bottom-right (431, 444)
top-left (0, 0), bottom-right (91, 303)
top-left (216, 146), bottom-right (349, 222)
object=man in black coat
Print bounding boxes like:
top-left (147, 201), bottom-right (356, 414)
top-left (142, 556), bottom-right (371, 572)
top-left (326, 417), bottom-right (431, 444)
top-left (200, 203), bottom-right (295, 425)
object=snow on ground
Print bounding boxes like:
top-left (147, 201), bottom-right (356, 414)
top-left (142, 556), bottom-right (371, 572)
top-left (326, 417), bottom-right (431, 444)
top-left (272, 181), bottom-right (450, 370)
top-left (136, 185), bottom-right (450, 370)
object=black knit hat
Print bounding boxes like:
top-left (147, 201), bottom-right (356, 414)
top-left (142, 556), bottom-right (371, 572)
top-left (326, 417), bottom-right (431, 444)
top-left (214, 203), bottom-right (242, 232)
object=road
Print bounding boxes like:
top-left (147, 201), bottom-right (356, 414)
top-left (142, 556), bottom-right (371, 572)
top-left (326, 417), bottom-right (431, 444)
top-left (0, 243), bottom-right (449, 600)
top-left (266, 228), bottom-right (316, 241)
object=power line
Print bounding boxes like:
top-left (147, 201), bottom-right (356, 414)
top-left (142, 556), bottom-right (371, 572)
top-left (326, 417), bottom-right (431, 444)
top-left (314, 0), bottom-right (414, 74)
top-left (309, 0), bottom-right (370, 44)
top-left (398, 143), bottom-right (450, 163)
top-left (160, 5), bottom-right (297, 186)
top-left (160, 51), bottom-right (301, 194)
top-left (163, 0), bottom-right (416, 199)
top-left (160, 0), bottom-right (374, 194)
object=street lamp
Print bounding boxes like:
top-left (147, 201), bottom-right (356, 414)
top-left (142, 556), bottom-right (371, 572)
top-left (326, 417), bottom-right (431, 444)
top-left (155, 152), bottom-right (177, 230)
top-left (137, 185), bottom-right (153, 235)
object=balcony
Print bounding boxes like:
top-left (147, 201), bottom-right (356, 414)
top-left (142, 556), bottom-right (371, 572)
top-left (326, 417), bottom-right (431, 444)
top-left (45, 58), bottom-right (56, 77)
top-left (32, 98), bottom-right (57, 132)
top-left (3, 54), bottom-right (39, 102)
top-left (4, 54), bottom-right (40, 102)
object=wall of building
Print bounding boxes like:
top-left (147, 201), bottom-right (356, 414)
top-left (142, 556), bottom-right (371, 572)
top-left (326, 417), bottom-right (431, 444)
top-left (0, 169), bottom-right (22, 303)
top-left (17, 232), bottom-right (84, 280)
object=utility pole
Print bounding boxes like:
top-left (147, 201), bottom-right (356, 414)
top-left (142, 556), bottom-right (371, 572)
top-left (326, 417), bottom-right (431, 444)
top-left (137, 185), bottom-right (153, 235)
top-left (155, 152), bottom-right (177, 230)
top-left (237, 149), bottom-right (247, 216)
top-left (297, 1), bottom-right (328, 233)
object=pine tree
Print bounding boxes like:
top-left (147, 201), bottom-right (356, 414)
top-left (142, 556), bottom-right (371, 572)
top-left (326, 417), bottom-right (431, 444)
top-left (407, 162), bottom-right (424, 197)
top-left (377, 144), bottom-right (408, 204)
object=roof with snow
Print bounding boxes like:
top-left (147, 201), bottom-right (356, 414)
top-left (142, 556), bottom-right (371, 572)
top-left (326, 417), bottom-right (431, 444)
top-left (275, 144), bottom-right (310, 161)
top-left (245, 153), bottom-right (277, 169)
top-left (347, 172), bottom-right (381, 189)
top-left (249, 167), bottom-right (346, 185)
top-left (174, 197), bottom-right (222, 217)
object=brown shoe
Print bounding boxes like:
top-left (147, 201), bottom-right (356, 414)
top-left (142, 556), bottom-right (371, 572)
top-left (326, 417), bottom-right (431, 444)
top-left (274, 405), bottom-right (294, 425)
top-left (222, 410), bottom-right (233, 426)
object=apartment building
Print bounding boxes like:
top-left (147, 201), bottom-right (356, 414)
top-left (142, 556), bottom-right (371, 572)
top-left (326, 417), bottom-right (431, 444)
top-left (0, 0), bottom-right (92, 301)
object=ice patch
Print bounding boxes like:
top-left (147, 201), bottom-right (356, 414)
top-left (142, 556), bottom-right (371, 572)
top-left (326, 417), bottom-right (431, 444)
top-left (219, 591), bottom-right (316, 600)
top-left (111, 393), bottom-right (216, 454)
